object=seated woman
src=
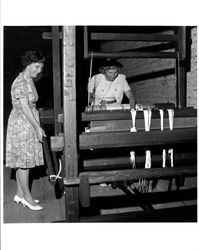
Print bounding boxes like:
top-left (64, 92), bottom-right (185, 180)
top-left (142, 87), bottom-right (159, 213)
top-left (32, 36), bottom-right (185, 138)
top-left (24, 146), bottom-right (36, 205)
top-left (87, 59), bottom-right (136, 110)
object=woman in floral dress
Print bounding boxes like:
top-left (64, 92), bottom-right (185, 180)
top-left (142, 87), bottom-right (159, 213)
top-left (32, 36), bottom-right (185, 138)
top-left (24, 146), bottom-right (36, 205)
top-left (6, 51), bottom-right (46, 210)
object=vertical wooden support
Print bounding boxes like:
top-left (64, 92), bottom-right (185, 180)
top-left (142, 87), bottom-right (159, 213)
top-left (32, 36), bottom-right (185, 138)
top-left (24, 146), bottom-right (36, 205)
top-left (52, 26), bottom-right (62, 134)
top-left (62, 26), bottom-right (79, 222)
top-left (177, 26), bottom-right (187, 108)
top-left (84, 26), bottom-right (88, 58)
top-left (175, 52), bottom-right (179, 108)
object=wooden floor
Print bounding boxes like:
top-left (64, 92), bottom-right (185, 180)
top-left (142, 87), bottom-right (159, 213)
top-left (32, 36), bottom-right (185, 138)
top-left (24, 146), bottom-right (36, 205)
top-left (3, 164), bottom-right (66, 223)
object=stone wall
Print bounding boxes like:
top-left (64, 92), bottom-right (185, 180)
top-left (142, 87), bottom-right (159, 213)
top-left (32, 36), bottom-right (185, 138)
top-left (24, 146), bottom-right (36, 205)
top-left (187, 27), bottom-right (197, 107)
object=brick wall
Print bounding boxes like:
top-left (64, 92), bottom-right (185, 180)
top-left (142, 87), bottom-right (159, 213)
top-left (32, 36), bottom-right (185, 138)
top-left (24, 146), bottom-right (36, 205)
top-left (101, 27), bottom-right (197, 107)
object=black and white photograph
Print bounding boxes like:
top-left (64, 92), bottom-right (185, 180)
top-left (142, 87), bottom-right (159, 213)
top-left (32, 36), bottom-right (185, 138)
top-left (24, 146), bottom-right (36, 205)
top-left (1, 1), bottom-right (198, 250)
top-left (3, 25), bottom-right (197, 222)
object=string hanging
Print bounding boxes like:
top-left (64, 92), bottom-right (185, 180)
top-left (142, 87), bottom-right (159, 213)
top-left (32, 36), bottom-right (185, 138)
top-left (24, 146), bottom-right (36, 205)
top-left (50, 159), bottom-right (62, 182)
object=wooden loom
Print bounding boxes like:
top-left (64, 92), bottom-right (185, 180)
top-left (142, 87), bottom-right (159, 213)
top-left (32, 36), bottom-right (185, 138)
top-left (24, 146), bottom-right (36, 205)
top-left (41, 26), bottom-right (197, 222)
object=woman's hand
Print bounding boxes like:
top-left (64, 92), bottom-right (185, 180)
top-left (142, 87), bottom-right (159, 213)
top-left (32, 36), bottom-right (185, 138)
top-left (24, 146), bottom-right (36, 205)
top-left (37, 127), bottom-right (47, 142)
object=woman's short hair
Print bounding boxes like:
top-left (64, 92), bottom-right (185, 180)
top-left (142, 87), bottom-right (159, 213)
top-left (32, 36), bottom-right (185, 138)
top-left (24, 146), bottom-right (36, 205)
top-left (21, 51), bottom-right (45, 69)
top-left (98, 58), bottom-right (123, 73)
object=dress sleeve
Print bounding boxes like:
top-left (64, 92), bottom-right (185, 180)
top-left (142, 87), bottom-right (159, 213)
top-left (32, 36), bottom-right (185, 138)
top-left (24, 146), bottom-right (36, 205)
top-left (12, 79), bottom-right (28, 99)
top-left (88, 74), bottom-right (101, 93)
top-left (121, 74), bottom-right (131, 92)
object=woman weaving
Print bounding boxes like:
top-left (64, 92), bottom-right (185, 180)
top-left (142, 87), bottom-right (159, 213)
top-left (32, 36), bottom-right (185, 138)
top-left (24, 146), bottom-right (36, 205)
top-left (87, 59), bottom-right (136, 110)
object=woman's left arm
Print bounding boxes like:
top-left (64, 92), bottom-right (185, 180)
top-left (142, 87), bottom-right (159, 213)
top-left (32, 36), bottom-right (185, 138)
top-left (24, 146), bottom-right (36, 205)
top-left (125, 90), bottom-right (136, 109)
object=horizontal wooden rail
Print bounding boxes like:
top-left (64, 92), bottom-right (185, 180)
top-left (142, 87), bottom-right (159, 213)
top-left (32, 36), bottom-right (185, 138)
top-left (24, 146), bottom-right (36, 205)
top-left (64, 165), bottom-right (197, 186)
top-left (39, 108), bottom-right (54, 124)
top-left (91, 33), bottom-right (179, 42)
top-left (82, 107), bottom-right (197, 121)
top-left (39, 107), bottom-right (196, 123)
top-left (51, 127), bottom-right (197, 152)
top-left (42, 32), bottom-right (62, 39)
top-left (83, 152), bottom-right (197, 170)
top-left (43, 32), bottom-right (178, 44)
top-left (79, 128), bottom-right (197, 150)
top-left (87, 51), bottom-right (177, 59)
top-left (89, 117), bottom-right (196, 133)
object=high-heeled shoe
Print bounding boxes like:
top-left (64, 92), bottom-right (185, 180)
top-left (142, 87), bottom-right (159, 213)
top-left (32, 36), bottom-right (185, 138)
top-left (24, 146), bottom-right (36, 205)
top-left (21, 198), bottom-right (43, 211)
top-left (14, 195), bottom-right (39, 204)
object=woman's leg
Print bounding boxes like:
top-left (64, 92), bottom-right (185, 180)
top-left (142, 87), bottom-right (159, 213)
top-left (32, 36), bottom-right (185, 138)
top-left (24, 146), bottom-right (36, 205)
top-left (16, 168), bottom-right (37, 206)
top-left (15, 169), bottom-right (23, 198)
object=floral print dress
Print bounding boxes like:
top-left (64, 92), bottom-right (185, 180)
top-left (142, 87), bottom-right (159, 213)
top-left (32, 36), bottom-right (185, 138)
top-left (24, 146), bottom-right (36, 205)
top-left (6, 73), bottom-right (44, 169)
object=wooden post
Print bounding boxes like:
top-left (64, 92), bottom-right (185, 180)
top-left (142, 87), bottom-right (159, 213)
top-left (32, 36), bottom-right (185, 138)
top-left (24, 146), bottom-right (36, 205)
top-left (62, 26), bottom-right (79, 222)
top-left (84, 26), bottom-right (88, 58)
top-left (177, 26), bottom-right (187, 108)
top-left (175, 52), bottom-right (179, 108)
top-left (52, 26), bottom-right (62, 134)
